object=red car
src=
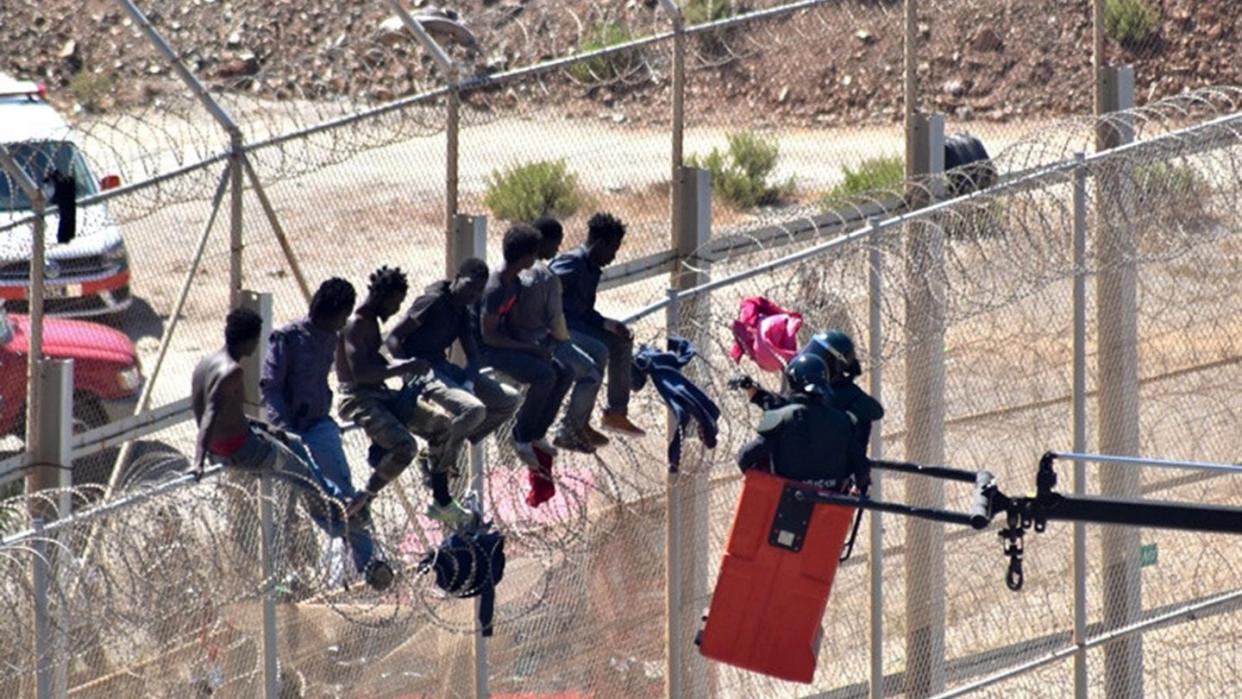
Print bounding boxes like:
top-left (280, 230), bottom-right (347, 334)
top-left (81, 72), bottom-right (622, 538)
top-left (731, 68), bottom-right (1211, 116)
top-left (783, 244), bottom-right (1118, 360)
top-left (0, 301), bottom-right (142, 441)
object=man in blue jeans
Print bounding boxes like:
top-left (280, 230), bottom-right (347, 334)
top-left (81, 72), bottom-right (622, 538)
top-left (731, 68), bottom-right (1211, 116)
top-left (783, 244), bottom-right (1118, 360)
top-left (385, 257), bottom-right (520, 474)
top-left (479, 223), bottom-right (573, 467)
top-left (516, 217), bottom-right (607, 454)
top-left (260, 278), bottom-right (393, 591)
top-left (551, 212), bottom-right (646, 437)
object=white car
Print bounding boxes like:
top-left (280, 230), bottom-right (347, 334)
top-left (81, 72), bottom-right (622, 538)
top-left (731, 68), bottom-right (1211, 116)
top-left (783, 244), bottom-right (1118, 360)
top-left (0, 74), bottom-right (132, 317)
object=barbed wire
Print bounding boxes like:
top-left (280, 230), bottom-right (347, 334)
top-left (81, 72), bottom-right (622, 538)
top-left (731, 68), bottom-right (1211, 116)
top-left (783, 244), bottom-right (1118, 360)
top-left (1, 97), bottom-right (1241, 695)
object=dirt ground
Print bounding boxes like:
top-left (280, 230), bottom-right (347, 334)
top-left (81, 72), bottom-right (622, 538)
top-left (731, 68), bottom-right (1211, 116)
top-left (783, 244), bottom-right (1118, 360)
top-left (100, 108), bottom-right (1060, 413)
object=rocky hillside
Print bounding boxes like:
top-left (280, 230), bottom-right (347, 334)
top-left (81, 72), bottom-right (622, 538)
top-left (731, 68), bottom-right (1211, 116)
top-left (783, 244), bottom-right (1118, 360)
top-left (1, 0), bottom-right (1238, 127)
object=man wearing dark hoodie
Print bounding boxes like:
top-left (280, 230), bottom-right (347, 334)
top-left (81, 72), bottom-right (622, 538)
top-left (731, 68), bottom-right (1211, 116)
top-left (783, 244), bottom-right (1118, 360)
top-left (386, 257), bottom-right (521, 480)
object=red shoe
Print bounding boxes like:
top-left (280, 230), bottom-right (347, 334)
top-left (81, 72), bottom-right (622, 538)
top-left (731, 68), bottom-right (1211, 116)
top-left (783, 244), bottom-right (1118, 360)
top-left (526, 445), bottom-right (556, 507)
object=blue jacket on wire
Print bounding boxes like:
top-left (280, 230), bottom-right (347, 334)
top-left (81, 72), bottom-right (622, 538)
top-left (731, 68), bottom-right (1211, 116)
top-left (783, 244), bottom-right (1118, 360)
top-left (631, 337), bottom-right (720, 471)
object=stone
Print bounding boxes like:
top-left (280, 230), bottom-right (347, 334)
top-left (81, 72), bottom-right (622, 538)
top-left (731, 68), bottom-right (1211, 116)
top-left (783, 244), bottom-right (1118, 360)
top-left (969, 27), bottom-right (1004, 53)
top-left (943, 79), bottom-right (966, 97)
top-left (854, 29), bottom-right (875, 44)
top-left (57, 39), bottom-right (76, 59)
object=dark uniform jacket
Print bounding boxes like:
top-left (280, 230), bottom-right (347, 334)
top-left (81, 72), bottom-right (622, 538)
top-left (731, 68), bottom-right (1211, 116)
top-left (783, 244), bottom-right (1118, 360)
top-left (751, 379), bottom-right (884, 449)
top-left (736, 396), bottom-right (868, 485)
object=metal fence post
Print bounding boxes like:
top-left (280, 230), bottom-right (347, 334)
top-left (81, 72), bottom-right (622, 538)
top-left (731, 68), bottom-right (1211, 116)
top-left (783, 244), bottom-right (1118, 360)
top-left (230, 139), bottom-right (245, 309)
top-left (667, 165), bottom-right (711, 698)
top-left (1095, 65), bottom-right (1141, 699)
top-left (663, 287), bottom-right (684, 699)
top-left (1071, 152), bottom-right (1089, 699)
top-left (0, 145), bottom-right (47, 466)
top-left (113, 0), bottom-right (243, 306)
top-left (447, 83), bottom-right (461, 253)
top-left (239, 291), bottom-right (279, 698)
top-left (258, 473), bottom-right (279, 699)
top-left (903, 0), bottom-right (919, 180)
top-left (867, 217), bottom-right (885, 699)
top-left (32, 519), bottom-right (52, 699)
top-left (657, 0), bottom-right (686, 192)
top-left (379, 0), bottom-right (460, 255)
top-left (452, 213), bottom-right (490, 699)
top-left (23, 359), bottom-right (73, 699)
top-left (903, 112), bottom-right (946, 699)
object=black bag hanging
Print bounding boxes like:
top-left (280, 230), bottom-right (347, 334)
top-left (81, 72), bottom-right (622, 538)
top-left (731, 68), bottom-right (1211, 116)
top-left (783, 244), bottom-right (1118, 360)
top-left (420, 526), bottom-right (507, 637)
top-left (46, 169), bottom-right (78, 245)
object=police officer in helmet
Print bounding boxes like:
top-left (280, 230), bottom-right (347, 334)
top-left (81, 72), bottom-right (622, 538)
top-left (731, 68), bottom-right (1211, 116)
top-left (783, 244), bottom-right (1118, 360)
top-left (736, 354), bottom-right (870, 491)
top-left (800, 330), bottom-right (884, 446)
top-left (734, 329), bottom-right (884, 450)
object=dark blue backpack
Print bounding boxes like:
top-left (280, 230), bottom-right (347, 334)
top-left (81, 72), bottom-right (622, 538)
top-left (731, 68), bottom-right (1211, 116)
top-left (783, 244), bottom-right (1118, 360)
top-left (420, 525), bottom-right (506, 636)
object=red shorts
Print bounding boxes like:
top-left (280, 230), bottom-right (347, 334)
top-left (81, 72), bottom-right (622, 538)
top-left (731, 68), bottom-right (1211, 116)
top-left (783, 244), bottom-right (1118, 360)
top-left (208, 431), bottom-right (248, 458)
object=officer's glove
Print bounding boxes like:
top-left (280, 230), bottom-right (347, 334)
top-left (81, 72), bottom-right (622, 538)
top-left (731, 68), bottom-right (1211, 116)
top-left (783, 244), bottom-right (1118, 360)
top-left (727, 374), bottom-right (755, 391)
top-left (852, 468), bottom-right (872, 496)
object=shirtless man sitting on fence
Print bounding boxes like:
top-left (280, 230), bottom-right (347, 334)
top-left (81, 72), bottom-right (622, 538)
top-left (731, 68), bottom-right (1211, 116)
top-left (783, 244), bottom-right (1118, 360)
top-left (337, 266), bottom-right (469, 525)
top-left (191, 308), bottom-right (362, 518)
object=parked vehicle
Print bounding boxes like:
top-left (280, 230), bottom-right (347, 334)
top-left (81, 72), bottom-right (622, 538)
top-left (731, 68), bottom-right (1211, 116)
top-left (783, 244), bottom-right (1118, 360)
top-left (0, 301), bottom-right (143, 483)
top-left (0, 74), bottom-right (132, 317)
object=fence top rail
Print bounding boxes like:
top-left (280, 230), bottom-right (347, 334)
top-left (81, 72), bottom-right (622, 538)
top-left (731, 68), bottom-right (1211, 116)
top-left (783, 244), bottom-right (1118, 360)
top-left (0, 464), bottom-right (225, 548)
top-left (932, 585), bottom-right (1242, 699)
top-left (1050, 451), bottom-right (1242, 475)
top-left (623, 106), bottom-right (1242, 326)
top-left (456, 0), bottom-right (838, 94)
top-left (0, 155), bottom-right (229, 236)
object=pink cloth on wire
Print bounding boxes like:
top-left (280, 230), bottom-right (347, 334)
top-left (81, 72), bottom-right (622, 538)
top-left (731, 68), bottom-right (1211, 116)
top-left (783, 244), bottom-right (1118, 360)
top-left (729, 296), bottom-right (804, 373)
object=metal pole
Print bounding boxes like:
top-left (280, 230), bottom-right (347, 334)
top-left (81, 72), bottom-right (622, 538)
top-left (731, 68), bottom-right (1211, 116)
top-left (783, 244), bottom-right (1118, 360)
top-left (1052, 452), bottom-right (1242, 474)
top-left (113, 0), bottom-right (239, 135)
top-left (447, 83), bottom-right (461, 255)
top-left (99, 164), bottom-right (231, 503)
top-left (32, 521), bottom-right (52, 699)
top-left (658, 0), bottom-right (685, 184)
top-left (1095, 66), bottom-right (1140, 699)
top-left (229, 137), bottom-right (244, 309)
top-left (904, 0), bottom-right (918, 179)
top-left (664, 287), bottom-right (684, 699)
top-left (1071, 152), bottom-right (1089, 699)
top-left (904, 113), bottom-right (946, 699)
top-left (470, 439), bottom-right (488, 699)
top-left (380, 0), bottom-right (457, 75)
top-left (0, 146), bottom-right (47, 457)
top-left (449, 213), bottom-right (489, 697)
top-left (1093, 0), bottom-right (1105, 129)
top-left (240, 156), bottom-right (312, 303)
top-left (237, 290), bottom-right (279, 698)
top-left (867, 217), bottom-right (885, 699)
top-left (258, 474), bottom-right (279, 699)
top-left (377, 0), bottom-right (461, 252)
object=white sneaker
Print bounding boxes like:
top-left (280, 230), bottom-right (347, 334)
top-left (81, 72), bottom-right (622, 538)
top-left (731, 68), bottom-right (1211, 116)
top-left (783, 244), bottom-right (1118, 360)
top-left (512, 439), bottom-right (541, 468)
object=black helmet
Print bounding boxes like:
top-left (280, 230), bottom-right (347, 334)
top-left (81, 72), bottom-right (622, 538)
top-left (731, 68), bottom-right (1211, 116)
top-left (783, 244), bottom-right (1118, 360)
top-left (785, 353), bottom-right (829, 395)
top-left (805, 330), bottom-right (861, 380)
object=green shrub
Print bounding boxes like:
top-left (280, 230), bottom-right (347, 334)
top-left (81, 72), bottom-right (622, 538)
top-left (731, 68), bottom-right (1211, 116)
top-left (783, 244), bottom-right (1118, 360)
top-left (820, 155), bottom-right (904, 212)
top-left (683, 0), bottom-right (737, 57)
top-left (688, 132), bottom-right (793, 209)
top-left (1133, 161), bottom-right (1212, 231)
top-left (570, 22), bottom-right (641, 83)
top-left (1104, 0), bottom-right (1159, 49)
top-left (1135, 162), bottom-right (1203, 199)
top-left (484, 159), bottom-right (585, 223)
top-left (68, 71), bottom-right (114, 112)
top-left (683, 0), bottom-right (735, 25)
